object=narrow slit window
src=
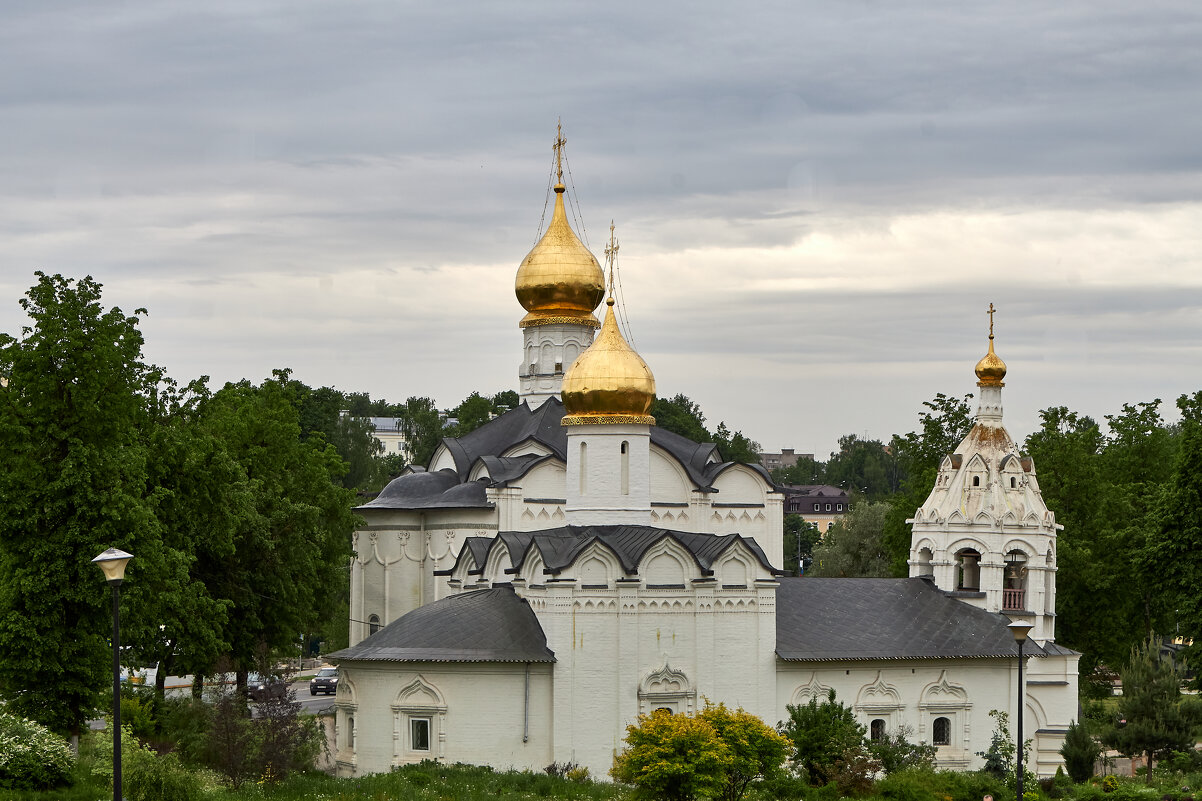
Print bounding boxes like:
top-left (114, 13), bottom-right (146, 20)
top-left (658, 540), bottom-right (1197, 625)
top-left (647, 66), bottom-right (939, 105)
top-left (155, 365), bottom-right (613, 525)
top-left (621, 441), bottom-right (630, 495)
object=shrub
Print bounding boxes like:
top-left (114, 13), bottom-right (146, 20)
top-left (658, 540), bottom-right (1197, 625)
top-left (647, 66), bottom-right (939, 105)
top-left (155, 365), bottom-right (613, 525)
top-left (92, 722), bottom-right (204, 801)
top-left (779, 689), bottom-right (870, 787)
top-left (698, 701), bottom-right (790, 801)
top-left (875, 768), bottom-right (1008, 801)
top-left (0, 709), bottom-right (75, 790)
top-left (1062, 719), bottom-right (1102, 783)
top-left (868, 724), bottom-right (937, 775)
top-left (612, 709), bottom-right (731, 801)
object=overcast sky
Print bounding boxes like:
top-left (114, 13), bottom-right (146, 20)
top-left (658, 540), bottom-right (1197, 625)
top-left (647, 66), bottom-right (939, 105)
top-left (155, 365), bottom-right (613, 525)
top-left (2, 1), bottom-right (1201, 459)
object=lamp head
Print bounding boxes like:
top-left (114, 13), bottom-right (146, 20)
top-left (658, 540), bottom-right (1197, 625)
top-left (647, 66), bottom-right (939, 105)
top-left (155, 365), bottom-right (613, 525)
top-left (1007, 620), bottom-right (1034, 643)
top-left (92, 548), bottom-right (133, 585)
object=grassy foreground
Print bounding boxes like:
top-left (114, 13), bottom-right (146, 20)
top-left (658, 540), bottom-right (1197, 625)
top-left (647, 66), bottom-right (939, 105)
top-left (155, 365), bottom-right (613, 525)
top-left (11, 760), bottom-right (630, 801)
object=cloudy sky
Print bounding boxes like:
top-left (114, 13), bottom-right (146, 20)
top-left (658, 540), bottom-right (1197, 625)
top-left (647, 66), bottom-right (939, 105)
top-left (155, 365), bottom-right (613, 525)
top-left (2, 1), bottom-right (1200, 458)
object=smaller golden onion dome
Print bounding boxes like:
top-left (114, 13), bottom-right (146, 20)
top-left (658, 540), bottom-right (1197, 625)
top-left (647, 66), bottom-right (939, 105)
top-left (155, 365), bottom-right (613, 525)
top-left (561, 298), bottom-right (656, 425)
top-left (515, 184), bottom-right (605, 329)
top-left (975, 336), bottom-right (1007, 386)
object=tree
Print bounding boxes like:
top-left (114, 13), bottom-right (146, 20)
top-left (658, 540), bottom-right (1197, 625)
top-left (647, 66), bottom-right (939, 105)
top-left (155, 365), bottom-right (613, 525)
top-left (651, 394), bottom-right (711, 444)
top-left (712, 422), bottom-right (761, 465)
top-left (807, 502), bottom-right (892, 577)
top-left (1145, 392), bottom-right (1202, 675)
top-left (0, 274), bottom-right (161, 737)
top-left (773, 456), bottom-right (824, 486)
top-left (400, 396), bottom-right (443, 466)
top-left (611, 708), bottom-right (731, 801)
top-left (446, 391), bottom-right (494, 437)
top-left (190, 378), bottom-right (357, 689)
top-left (1101, 639), bottom-right (1202, 783)
top-left (698, 702), bottom-right (790, 801)
top-left (880, 392), bottom-right (974, 575)
top-left (783, 514), bottom-right (819, 575)
top-left (823, 435), bottom-right (897, 500)
top-left (1059, 719), bottom-right (1101, 783)
top-left (779, 689), bottom-right (871, 787)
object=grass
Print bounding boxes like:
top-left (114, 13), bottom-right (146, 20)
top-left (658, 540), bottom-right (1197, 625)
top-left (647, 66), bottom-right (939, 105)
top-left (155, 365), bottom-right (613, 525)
top-left (11, 760), bottom-right (631, 801)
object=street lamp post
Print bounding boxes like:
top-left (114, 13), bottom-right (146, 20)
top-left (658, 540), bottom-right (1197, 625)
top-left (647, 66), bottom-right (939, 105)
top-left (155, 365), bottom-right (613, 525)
top-left (1008, 620), bottom-right (1034, 801)
top-left (93, 548), bottom-right (133, 801)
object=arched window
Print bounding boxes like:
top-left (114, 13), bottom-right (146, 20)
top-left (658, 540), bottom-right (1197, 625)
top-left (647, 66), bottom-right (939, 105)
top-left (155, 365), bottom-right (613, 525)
top-left (972, 475), bottom-right (980, 487)
top-left (1010, 476), bottom-right (1017, 488)
top-left (368, 614), bottom-right (381, 636)
top-left (870, 719), bottom-right (886, 741)
top-left (932, 716), bottom-right (951, 745)
top-left (621, 441), bottom-right (630, 495)
top-left (1004, 550), bottom-right (1028, 610)
top-left (955, 548), bottom-right (981, 591)
top-left (915, 547), bottom-right (934, 578)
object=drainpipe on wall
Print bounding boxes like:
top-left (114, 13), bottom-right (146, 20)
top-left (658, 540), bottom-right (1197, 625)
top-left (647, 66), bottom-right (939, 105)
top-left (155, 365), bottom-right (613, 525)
top-left (523, 662), bottom-right (530, 743)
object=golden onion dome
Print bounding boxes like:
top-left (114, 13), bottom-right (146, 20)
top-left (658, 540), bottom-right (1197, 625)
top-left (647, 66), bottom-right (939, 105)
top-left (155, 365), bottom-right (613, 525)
top-left (975, 336), bottom-right (1007, 386)
top-left (515, 184), bottom-right (605, 329)
top-left (561, 298), bottom-right (656, 425)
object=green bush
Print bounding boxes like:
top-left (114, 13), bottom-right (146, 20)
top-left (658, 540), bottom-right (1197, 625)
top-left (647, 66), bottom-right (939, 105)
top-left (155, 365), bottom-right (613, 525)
top-left (875, 768), bottom-right (1008, 801)
top-left (1061, 720), bottom-right (1102, 783)
top-left (124, 748), bottom-right (204, 801)
top-left (0, 709), bottom-right (75, 790)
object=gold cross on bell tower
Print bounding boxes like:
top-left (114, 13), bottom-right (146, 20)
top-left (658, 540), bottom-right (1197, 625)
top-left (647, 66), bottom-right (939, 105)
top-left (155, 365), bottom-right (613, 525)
top-left (553, 120), bottom-right (566, 185)
top-left (987, 303), bottom-right (997, 339)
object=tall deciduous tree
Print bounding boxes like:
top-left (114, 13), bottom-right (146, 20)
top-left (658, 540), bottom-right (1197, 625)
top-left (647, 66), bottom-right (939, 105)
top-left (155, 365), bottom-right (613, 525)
top-left (1146, 391), bottom-right (1202, 673)
top-left (808, 502), bottom-right (892, 578)
top-left (192, 378), bottom-right (357, 687)
top-left (0, 273), bottom-right (159, 736)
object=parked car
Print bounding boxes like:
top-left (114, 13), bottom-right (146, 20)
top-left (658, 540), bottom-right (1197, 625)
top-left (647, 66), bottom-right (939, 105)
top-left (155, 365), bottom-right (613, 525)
top-left (309, 666), bottom-right (338, 696)
top-left (247, 673), bottom-right (288, 702)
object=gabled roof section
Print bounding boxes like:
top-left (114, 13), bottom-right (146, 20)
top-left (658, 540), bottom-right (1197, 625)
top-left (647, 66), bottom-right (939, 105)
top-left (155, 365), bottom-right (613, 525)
top-left (496, 525), bottom-right (780, 579)
top-left (356, 468), bottom-right (492, 511)
top-left (327, 586), bottom-right (555, 663)
top-left (776, 577), bottom-right (1045, 661)
top-left (475, 454), bottom-right (555, 487)
top-left (442, 399), bottom-right (568, 479)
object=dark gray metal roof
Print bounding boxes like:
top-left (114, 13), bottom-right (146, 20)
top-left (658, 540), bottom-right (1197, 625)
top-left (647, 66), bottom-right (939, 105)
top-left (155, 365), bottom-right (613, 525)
top-left (356, 468), bottom-right (493, 511)
top-left (440, 524), bottom-right (780, 579)
top-left (327, 586), bottom-right (555, 663)
top-left (776, 577), bottom-right (1045, 661)
top-left (360, 398), bottom-right (775, 510)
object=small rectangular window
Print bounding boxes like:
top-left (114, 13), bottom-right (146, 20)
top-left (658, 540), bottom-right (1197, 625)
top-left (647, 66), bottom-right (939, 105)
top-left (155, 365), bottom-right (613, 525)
top-left (411, 717), bottom-right (431, 751)
top-left (826, 503), bottom-right (831, 511)
top-left (837, 503), bottom-right (843, 511)
top-left (813, 504), bottom-right (820, 512)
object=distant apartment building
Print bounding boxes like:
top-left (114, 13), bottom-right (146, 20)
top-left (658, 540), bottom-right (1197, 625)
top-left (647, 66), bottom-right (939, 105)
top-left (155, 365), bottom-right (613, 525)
top-left (365, 417), bottom-right (408, 459)
top-left (758, 448), bottom-right (813, 472)
top-left (779, 484), bottom-right (850, 533)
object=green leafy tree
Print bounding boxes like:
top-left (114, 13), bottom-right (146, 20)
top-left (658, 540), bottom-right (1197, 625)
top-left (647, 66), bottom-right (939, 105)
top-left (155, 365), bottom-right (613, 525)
top-left (1101, 638), bottom-right (1202, 784)
top-left (447, 391), bottom-right (495, 437)
top-left (712, 422), bottom-right (761, 465)
top-left (192, 378), bottom-right (358, 688)
top-left (773, 456), bottom-right (824, 486)
top-left (783, 514), bottom-right (819, 575)
top-left (1059, 719), bottom-right (1101, 783)
top-left (611, 708), bottom-right (731, 801)
top-left (651, 394), bottom-right (711, 444)
top-left (823, 435), bottom-right (897, 500)
top-left (400, 396), bottom-right (443, 466)
top-left (0, 273), bottom-right (160, 736)
top-left (1146, 391), bottom-right (1202, 674)
top-left (492, 389), bottom-right (519, 412)
top-left (807, 502), bottom-right (892, 577)
top-left (880, 392), bottom-right (974, 575)
top-left (779, 688), bottom-right (870, 787)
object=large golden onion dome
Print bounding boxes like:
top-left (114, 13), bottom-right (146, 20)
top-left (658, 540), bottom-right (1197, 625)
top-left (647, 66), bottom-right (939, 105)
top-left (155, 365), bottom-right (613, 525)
top-left (975, 306), bottom-right (1007, 386)
top-left (515, 184), bottom-right (605, 329)
top-left (561, 298), bottom-right (656, 425)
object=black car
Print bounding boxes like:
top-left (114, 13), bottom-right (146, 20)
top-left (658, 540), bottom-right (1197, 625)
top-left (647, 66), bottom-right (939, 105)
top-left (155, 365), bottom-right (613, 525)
top-left (309, 666), bottom-right (338, 696)
top-left (247, 673), bottom-right (288, 702)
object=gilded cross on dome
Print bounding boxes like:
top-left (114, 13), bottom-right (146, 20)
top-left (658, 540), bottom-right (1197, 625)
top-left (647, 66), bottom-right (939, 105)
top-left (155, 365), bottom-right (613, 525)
top-left (988, 303), bottom-right (996, 338)
top-left (553, 120), bottom-right (566, 185)
top-left (604, 221), bottom-right (619, 295)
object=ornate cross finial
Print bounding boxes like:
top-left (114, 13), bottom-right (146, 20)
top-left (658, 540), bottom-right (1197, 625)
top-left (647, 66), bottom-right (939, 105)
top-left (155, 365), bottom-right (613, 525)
top-left (553, 119), bottom-right (566, 185)
top-left (987, 303), bottom-right (996, 339)
top-left (604, 221), bottom-right (619, 295)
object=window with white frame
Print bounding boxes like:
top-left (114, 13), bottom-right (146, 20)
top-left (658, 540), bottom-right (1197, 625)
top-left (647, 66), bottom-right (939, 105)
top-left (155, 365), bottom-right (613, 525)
top-left (410, 717), bottom-right (431, 751)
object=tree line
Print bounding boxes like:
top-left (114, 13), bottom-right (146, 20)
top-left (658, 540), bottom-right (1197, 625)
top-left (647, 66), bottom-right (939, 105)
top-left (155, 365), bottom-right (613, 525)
top-left (787, 389), bottom-right (1202, 687)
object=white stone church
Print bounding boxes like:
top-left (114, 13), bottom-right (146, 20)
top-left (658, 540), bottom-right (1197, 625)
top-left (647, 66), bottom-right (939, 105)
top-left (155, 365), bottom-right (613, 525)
top-left (329, 147), bottom-right (1079, 780)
